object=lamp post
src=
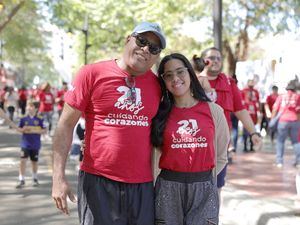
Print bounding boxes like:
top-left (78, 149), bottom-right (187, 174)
top-left (213, 0), bottom-right (222, 52)
top-left (82, 15), bottom-right (91, 65)
top-left (60, 35), bottom-right (64, 60)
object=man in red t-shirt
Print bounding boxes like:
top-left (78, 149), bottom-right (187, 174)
top-left (38, 82), bottom-right (54, 137)
top-left (265, 85), bottom-right (279, 142)
top-left (18, 86), bottom-right (28, 115)
top-left (194, 47), bottom-right (262, 195)
top-left (55, 81), bottom-right (68, 117)
top-left (241, 79), bottom-right (260, 151)
top-left (52, 22), bottom-right (166, 225)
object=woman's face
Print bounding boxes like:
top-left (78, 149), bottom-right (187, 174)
top-left (162, 59), bottom-right (191, 99)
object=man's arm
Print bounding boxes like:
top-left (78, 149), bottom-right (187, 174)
top-left (0, 108), bottom-right (18, 130)
top-left (52, 103), bottom-right (81, 215)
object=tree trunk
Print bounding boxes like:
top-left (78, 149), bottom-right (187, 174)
top-left (0, 1), bottom-right (25, 33)
top-left (223, 39), bottom-right (237, 76)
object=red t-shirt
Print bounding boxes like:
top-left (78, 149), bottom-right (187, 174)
top-left (18, 90), bottom-right (27, 101)
top-left (65, 60), bottom-right (161, 183)
top-left (209, 73), bottom-right (245, 127)
top-left (241, 87), bottom-right (260, 124)
top-left (39, 91), bottom-right (54, 112)
top-left (56, 89), bottom-right (67, 110)
top-left (159, 102), bottom-right (215, 172)
top-left (273, 91), bottom-right (300, 122)
top-left (266, 93), bottom-right (278, 113)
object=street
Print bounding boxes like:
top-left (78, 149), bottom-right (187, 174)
top-left (0, 124), bottom-right (78, 225)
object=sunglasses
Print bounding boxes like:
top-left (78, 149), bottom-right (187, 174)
top-left (162, 67), bottom-right (188, 82)
top-left (132, 33), bottom-right (162, 55)
top-left (206, 56), bottom-right (222, 62)
top-left (125, 76), bottom-right (136, 104)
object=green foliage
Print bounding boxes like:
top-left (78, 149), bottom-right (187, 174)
top-left (1, 0), bottom-right (300, 82)
top-left (49, 0), bottom-right (207, 64)
top-left (0, 0), bottom-right (58, 86)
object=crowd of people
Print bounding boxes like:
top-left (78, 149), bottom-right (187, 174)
top-left (0, 81), bottom-right (68, 134)
top-left (0, 21), bottom-right (299, 225)
top-left (0, 80), bottom-right (70, 188)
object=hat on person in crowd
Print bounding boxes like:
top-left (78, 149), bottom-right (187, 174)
top-left (132, 21), bottom-right (166, 49)
top-left (286, 80), bottom-right (297, 91)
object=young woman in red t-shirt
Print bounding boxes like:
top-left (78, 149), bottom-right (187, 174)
top-left (151, 53), bottom-right (229, 225)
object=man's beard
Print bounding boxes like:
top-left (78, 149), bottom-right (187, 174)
top-left (208, 68), bottom-right (220, 77)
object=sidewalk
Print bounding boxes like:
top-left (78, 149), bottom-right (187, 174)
top-left (220, 137), bottom-right (300, 225)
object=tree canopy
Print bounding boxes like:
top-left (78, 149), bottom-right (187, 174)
top-left (0, 0), bottom-right (57, 86)
top-left (49, 0), bottom-right (300, 75)
top-left (0, 0), bottom-right (299, 85)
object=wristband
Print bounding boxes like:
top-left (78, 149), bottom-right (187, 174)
top-left (250, 132), bottom-right (261, 138)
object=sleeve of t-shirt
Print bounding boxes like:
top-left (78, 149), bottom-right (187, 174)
top-left (296, 95), bottom-right (300, 113)
top-left (64, 64), bottom-right (93, 111)
top-left (231, 81), bottom-right (245, 112)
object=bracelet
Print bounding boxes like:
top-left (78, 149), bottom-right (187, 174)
top-left (250, 132), bottom-right (262, 138)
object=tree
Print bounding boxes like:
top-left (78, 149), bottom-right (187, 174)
top-left (47, 0), bottom-right (300, 77)
top-left (0, 0), bottom-right (58, 86)
top-left (220, 0), bottom-right (300, 75)
top-left (0, 0), bottom-right (25, 33)
top-left (48, 0), bottom-right (207, 66)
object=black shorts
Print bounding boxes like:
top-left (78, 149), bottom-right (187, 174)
top-left (20, 148), bottom-right (39, 162)
top-left (78, 170), bottom-right (154, 225)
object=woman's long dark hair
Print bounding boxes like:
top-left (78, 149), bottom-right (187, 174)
top-left (151, 53), bottom-right (211, 147)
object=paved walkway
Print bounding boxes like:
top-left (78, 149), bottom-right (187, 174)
top-left (220, 137), bottom-right (300, 225)
top-left (0, 124), bottom-right (79, 225)
top-left (1, 122), bottom-right (300, 225)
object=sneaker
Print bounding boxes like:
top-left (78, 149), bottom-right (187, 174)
top-left (276, 163), bottom-right (283, 168)
top-left (16, 180), bottom-right (25, 189)
top-left (33, 179), bottom-right (39, 187)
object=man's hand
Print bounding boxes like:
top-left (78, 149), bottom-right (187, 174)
top-left (251, 132), bottom-right (263, 151)
top-left (52, 178), bottom-right (77, 215)
top-left (80, 139), bottom-right (85, 156)
top-left (197, 76), bottom-right (213, 93)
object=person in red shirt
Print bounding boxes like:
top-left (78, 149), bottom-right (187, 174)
top-left (151, 53), bottom-right (229, 225)
top-left (18, 86), bottom-right (28, 115)
top-left (271, 80), bottom-right (300, 168)
top-left (241, 79), bottom-right (260, 152)
top-left (52, 22), bottom-right (166, 225)
top-left (38, 82), bottom-right (54, 137)
top-left (192, 47), bottom-right (262, 196)
top-left (0, 86), bottom-right (6, 110)
top-left (55, 81), bottom-right (68, 117)
top-left (265, 85), bottom-right (279, 142)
